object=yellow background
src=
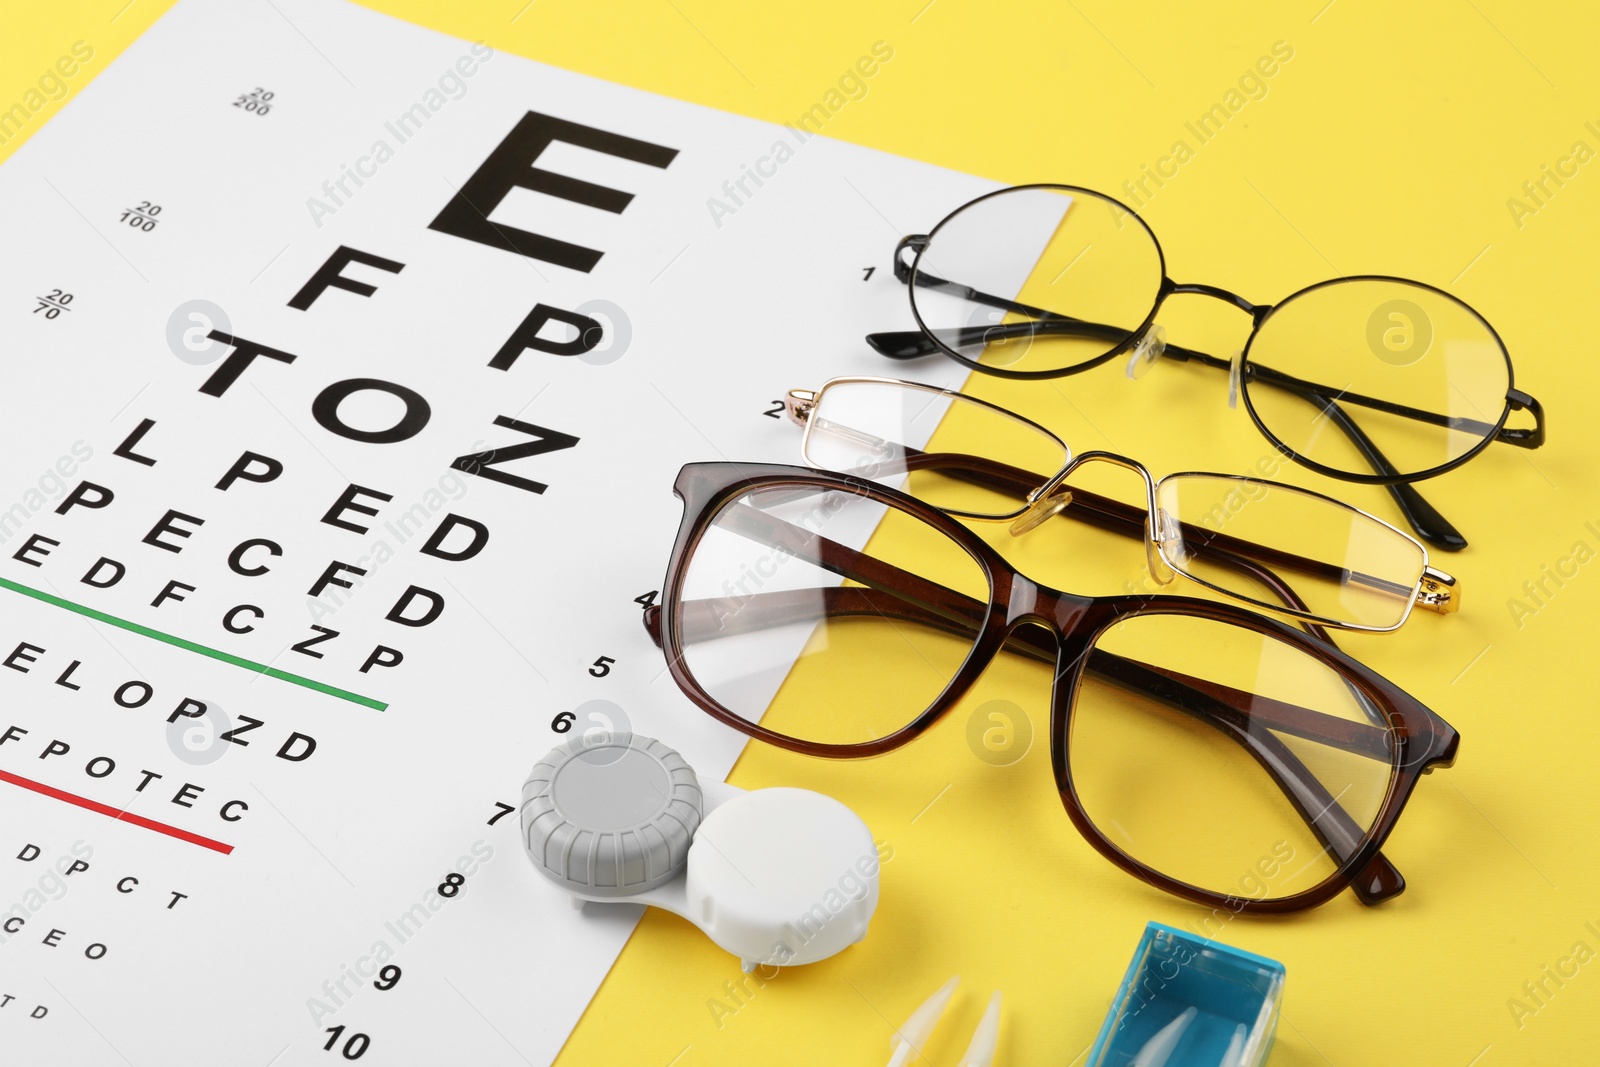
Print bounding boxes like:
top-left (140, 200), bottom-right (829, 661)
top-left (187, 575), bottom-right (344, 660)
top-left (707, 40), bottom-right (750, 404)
top-left (5, 1), bottom-right (1598, 1063)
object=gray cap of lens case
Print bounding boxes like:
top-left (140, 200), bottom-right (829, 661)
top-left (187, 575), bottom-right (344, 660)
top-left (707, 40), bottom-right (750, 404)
top-left (521, 732), bottom-right (704, 897)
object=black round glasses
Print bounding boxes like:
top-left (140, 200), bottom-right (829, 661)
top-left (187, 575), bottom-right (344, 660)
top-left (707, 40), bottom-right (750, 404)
top-left (866, 183), bottom-right (1545, 551)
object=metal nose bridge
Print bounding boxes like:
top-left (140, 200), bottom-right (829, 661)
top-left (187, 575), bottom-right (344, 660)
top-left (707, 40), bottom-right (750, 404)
top-left (1009, 449), bottom-right (1179, 594)
top-left (1165, 279), bottom-right (1272, 325)
top-left (1032, 450), bottom-right (1161, 517)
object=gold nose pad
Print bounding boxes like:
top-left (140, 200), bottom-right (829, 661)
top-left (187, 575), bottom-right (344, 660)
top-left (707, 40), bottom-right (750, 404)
top-left (1009, 490), bottom-right (1073, 536)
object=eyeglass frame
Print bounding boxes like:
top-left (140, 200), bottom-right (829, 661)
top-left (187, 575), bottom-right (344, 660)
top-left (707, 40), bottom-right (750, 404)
top-left (865, 182), bottom-right (1547, 551)
top-left (643, 460), bottom-right (1461, 913)
top-left (782, 375), bottom-right (1458, 634)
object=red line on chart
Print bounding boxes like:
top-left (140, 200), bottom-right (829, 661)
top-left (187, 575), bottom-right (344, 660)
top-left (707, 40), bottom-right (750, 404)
top-left (0, 769), bottom-right (234, 855)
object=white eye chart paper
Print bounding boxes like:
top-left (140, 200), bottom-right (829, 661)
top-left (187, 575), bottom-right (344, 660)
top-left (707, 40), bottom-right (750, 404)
top-left (0, 1), bottom-right (999, 1063)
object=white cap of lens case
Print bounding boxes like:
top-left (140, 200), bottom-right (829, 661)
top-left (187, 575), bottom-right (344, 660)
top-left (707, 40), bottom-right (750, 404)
top-left (521, 732), bottom-right (880, 972)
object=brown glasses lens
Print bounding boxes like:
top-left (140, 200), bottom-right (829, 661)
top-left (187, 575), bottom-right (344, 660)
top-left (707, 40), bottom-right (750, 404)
top-left (1069, 613), bottom-right (1398, 902)
top-left (673, 481), bottom-right (991, 746)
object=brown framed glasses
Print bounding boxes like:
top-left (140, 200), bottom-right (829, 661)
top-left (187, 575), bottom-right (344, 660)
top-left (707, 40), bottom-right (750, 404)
top-left (781, 376), bottom-right (1458, 634)
top-left (643, 461), bottom-right (1460, 912)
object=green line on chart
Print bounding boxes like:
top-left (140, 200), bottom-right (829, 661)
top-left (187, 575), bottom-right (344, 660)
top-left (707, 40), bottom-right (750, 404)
top-left (0, 576), bottom-right (386, 710)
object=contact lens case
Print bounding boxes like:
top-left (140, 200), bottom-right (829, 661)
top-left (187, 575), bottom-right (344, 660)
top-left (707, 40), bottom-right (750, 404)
top-left (521, 732), bottom-right (880, 971)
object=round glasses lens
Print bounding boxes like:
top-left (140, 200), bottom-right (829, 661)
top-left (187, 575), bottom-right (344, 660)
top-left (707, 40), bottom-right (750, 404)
top-left (1243, 278), bottom-right (1511, 478)
top-left (674, 481), bottom-right (991, 746)
top-left (1070, 612), bottom-right (1398, 902)
top-left (803, 379), bottom-right (1069, 519)
top-left (911, 186), bottom-right (1163, 374)
top-left (1154, 474), bottom-right (1427, 630)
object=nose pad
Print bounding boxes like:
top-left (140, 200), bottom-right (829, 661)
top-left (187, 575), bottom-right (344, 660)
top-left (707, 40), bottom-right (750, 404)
top-left (1009, 490), bottom-right (1073, 536)
top-left (1228, 349), bottom-right (1244, 409)
top-left (1143, 514), bottom-right (1177, 585)
top-left (1123, 324), bottom-right (1168, 380)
